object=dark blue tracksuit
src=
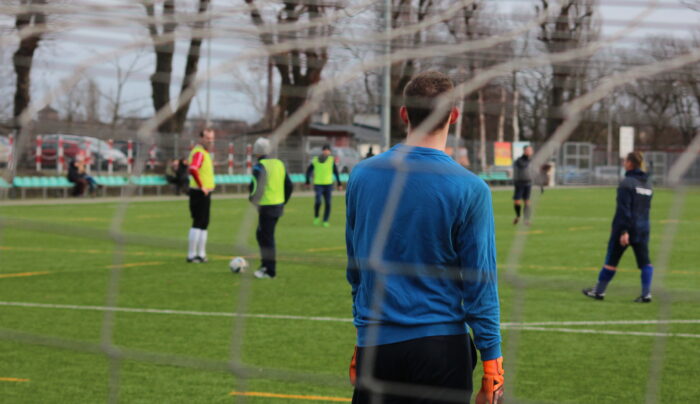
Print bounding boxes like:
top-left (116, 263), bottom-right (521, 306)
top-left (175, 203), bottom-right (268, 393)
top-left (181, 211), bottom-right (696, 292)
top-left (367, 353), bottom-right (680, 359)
top-left (605, 169), bottom-right (653, 268)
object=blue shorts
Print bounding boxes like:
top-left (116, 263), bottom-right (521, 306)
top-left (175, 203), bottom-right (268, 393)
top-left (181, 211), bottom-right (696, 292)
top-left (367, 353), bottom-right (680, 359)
top-left (513, 183), bottom-right (531, 201)
top-left (604, 232), bottom-right (651, 269)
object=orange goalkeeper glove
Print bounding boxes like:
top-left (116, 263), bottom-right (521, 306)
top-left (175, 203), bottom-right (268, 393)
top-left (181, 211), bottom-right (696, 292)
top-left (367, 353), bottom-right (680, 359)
top-left (476, 356), bottom-right (504, 404)
top-left (349, 346), bottom-right (358, 386)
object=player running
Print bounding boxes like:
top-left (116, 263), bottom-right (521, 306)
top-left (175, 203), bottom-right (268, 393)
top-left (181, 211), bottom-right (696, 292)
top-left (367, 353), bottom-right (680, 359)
top-left (249, 137), bottom-right (293, 279)
top-left (346, 71), bottom-right (503, 404)
top-left (305, 144), bottom-right (342, 227)
top-left (512, 145), bottom-right (533, 225)
top-left (186, 128), bottom-right (216, 263)
top-left (583, 151), bottom-right (654, 302)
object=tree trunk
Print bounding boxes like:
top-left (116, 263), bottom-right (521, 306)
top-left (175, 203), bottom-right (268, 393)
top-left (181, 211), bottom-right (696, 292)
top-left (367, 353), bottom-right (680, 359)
top-left (145, 0), bottom-right (176, 134)
top-left (173, 0), bottom-right (211, 134)
top-left (497, 87), bottom-right (506, 142)
top-left (478, 90), bottom-right (487, 171)
top-left (12, 0), bottom-right (46, 129)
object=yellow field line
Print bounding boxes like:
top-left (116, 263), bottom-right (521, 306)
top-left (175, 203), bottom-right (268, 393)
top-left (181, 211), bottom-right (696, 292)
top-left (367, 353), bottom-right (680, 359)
top-left (104, 261), bottom-right (164, 269)
top-left (567, 226), bottom-right (594, 231)
top-left (1, 245), bottom-right (241, 262)
top-left (0, 271), bottom-right (49, 279)
top-left (516, 230), bottom-right (544, 235)
top-left (230, 391), bottom-right (350, 402)
top-left (305, 246), bottom-right (346, 253)
top-left (0, 377), bottom-right (30, 382)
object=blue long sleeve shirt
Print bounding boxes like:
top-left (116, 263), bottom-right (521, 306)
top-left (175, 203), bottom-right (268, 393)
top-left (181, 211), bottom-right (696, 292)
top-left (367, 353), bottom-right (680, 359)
top-left (345, 144), bottom-right (502, 361)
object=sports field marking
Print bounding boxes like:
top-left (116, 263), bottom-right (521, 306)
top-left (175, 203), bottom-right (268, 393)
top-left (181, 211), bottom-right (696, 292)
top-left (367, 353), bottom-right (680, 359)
top-left (502, 319), bottom-right (700, 326)
top-left (0, 272), bottom-right (50, 279)
top-left (0, 301), bottom-right (355, 323)
top-left (506, 326), bottom-right (700, 339)
top-left (305, 246), bottom-right (346, 253)
top-left (1, 245), bottom-right (695, 275)
top-left (1, 301), bottom-right (699, 330)
top-left (104, 261), bottom-right (164, 269)
top-left (567, 226), bottom-right (594, 231)
top-left (516, 230), bottom-right (545, 235)
top-left (0, 377), bottom-right (30, 382)
top-left (509, 263), bottom-right (694, 276)
top-left (230, 391), bottom-right (351, 402)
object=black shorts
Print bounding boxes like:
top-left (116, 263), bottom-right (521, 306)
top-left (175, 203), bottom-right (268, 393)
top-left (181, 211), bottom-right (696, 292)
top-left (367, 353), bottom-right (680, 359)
top-left (513, 183), bottom-right (531, 200)
top-left (189, 189), bottom-right (211, 230)
top-left (352, 334), bottom-right (476, 404)
top-left (604, 232), bottom-right (650, 268)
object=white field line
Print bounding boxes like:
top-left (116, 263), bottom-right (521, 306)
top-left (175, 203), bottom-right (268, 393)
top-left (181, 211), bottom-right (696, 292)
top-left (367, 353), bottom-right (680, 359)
top-left (505, 326), bottom-right (700, 339)
top-left (501, 319), bottom-right (700, 326)
top-left (2, 301), bottom-right (700, 334)
top-left (0, 301), bottom-right (354, 323)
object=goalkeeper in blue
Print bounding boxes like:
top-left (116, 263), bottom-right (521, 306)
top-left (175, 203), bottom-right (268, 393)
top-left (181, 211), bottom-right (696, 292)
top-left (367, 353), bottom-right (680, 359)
top-left (583, 151), bottom-right (654, 303)
top-left (346, 71), bottom-right (503, 404)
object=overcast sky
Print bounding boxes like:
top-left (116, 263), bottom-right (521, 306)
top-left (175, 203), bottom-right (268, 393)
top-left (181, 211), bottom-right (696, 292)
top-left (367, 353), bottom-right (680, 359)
top-left (2, 0), bottom-right (699, 126)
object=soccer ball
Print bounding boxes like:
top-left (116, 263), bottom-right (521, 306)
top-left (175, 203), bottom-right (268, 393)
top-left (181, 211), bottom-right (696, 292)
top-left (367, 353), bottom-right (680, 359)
top-left (229, 257), bottom-right (248, 274)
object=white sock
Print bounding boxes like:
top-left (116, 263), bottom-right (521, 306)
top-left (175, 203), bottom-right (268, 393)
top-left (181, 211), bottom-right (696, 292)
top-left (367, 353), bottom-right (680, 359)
top-left (197, 230), bottom-right (208, 258)
top-left (188, 228), bottom-right (200, 259)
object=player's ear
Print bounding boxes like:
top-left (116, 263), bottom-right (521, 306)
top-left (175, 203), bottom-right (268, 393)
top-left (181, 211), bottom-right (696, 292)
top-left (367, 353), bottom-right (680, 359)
top-left (449, 107), bottom-right (459, 125)
top-left (399, 106), bottom-right (409, 125)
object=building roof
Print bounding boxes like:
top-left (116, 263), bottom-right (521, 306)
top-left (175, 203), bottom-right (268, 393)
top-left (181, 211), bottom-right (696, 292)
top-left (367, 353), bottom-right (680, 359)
top-left (309, 122), bottom-right (381, 144)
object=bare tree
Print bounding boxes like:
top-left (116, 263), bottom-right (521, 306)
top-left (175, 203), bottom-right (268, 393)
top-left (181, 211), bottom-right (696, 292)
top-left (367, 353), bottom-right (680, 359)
top-left (388, 0), bottom-right (437, 141)
top-left (536, 0), bottom-right (597, 138)
top-left (12, 0), bottom-right (47, 130)
top-left (142, 0), bottom-right (211, 135)
top-left (623, 37), bottom-right (689, 147)
top-left (100, 49), bottom-right (149, 128)
top-left (244, 0), bottom-right (334, 137)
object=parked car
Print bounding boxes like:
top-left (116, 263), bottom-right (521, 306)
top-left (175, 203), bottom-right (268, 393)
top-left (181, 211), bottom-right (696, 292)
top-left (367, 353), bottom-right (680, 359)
top-left (114, 140), bottom-right (166, 168)
top-left (0, 136), bottom-right (9, 166)
top-left (39, 137), bottom-right (83, 168)
top-left (307, 146), bottom-right (362, 174)
top-left (41, 134), bottom-right (128, 169)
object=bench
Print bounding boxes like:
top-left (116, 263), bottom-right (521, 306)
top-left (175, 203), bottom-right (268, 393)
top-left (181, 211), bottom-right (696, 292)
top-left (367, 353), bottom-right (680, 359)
top-left (478, 171), bottom-right (512, 185)
top-left (5, 172), bottom-right (352, 199)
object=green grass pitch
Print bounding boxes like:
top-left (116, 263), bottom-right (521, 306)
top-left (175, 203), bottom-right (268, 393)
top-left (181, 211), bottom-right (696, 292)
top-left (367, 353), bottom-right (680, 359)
top-left (0, 187), bottom-right (699, 403)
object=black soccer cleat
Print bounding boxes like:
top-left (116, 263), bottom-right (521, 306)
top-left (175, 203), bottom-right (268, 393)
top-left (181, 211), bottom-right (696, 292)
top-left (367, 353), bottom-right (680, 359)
top-left (186, 257), bottom-right (199, 263)
top-left (634, 295), bottom-right (652, 303)
top-left (582, 288), bottom-right (604, 300)
top-left (196, 256), bottom-right (208, 264)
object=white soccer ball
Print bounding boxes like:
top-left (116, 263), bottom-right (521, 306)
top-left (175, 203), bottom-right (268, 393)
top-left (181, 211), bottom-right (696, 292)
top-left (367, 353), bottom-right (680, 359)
top-left (229, 257), bottom-right (248, 274)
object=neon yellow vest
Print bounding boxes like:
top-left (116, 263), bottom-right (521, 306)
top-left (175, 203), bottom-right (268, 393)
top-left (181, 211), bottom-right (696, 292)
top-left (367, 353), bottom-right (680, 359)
top-left (256, 158), bottom-right (286, 206)
top-left (312, 156), bottom-right (334, 185)
top-left (188, 145), bottom-right (215, 189)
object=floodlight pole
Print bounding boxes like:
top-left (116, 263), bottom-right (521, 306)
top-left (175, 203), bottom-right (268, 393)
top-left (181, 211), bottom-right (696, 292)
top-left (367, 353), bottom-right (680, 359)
top-left (206, 1), bottom-right (212, 126)
top-left (381, 0), bottom-right (392, 152)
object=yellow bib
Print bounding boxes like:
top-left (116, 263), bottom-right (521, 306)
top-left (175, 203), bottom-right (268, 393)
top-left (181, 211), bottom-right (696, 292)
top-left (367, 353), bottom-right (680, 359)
top-left (188, 145), bottom-right (215, 189)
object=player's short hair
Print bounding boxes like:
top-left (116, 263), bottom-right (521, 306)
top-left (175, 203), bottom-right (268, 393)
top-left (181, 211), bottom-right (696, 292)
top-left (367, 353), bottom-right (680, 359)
top-left (627, 151), bottom-right (643, 169)
top-left (403, 71), bottom-right (455, 132)
top-left (199, 128), bottom-right (214, 137)
top-left (322, 144), bottom-right (331, 151)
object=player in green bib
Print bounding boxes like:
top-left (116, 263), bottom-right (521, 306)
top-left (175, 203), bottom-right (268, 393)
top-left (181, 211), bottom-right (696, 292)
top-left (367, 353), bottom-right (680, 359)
top-left (186, 128), bottom-right (216, 263)
top-left (248, 138), bottom-right (293, 279)
top-left (305, 145), bottom-right (342, 227)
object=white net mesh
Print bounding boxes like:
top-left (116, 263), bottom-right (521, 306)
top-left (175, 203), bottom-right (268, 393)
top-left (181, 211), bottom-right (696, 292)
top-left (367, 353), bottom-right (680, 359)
top-left (1, 1), bottom-right (699, 403)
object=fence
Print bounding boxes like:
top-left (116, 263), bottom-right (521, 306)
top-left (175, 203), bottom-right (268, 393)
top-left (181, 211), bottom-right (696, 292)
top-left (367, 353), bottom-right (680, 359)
top-left (3, 130), bottom-right (700, 189)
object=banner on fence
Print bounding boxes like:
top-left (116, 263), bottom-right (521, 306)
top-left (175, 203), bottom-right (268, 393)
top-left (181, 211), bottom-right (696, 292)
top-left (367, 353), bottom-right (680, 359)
top-left (494, 142), bottom-right (512, 167)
